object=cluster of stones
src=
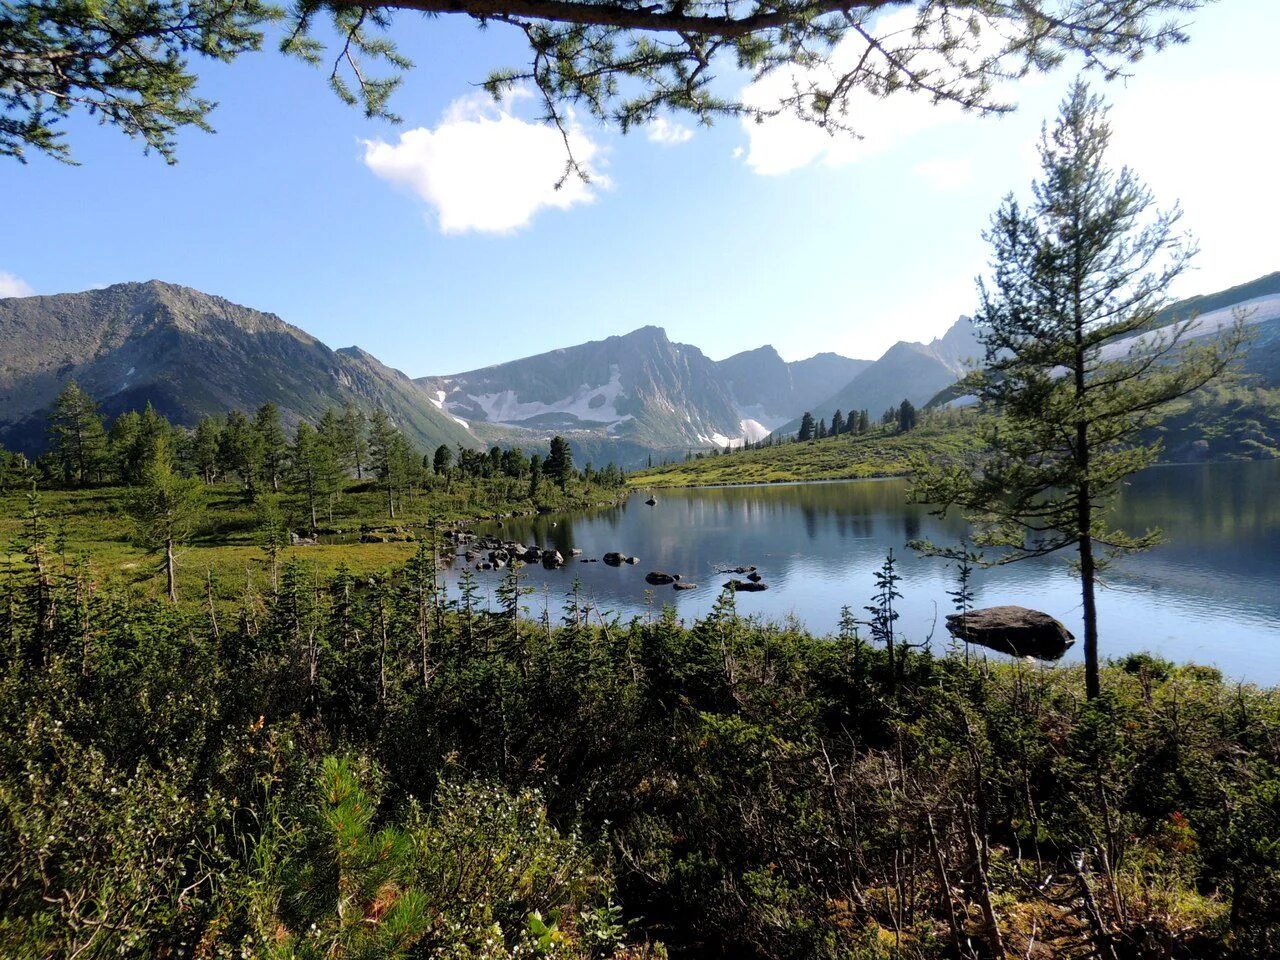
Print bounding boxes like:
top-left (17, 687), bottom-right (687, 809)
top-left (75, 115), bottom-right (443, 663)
top-left (438, 531), bottom-right (775, 596)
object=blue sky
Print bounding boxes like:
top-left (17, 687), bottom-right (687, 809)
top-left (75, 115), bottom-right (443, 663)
top-left (2, 0), bottom-right (1276, 374)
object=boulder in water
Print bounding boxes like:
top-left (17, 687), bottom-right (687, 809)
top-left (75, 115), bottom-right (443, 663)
top-left (645, 571), bottom-right (677, 585)
top-left (945, 606), bottom-right (1075, 661)
top-left (603, 552), bottom-right (625, 566)
top-left (726, 579), bottom-right (768, 592)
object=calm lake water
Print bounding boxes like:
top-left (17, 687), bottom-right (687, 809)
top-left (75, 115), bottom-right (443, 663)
top-left (448, 460), bottom-right (1280, 683)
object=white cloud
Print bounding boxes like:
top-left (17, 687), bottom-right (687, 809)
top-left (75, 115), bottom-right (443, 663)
top-left (362, 90), bottom-right (608, 235)
top-left (646, 117), bottom-right (694, 146)
top-left (737, 10), bottom-right (972, 176)
top-left (0, 271), bottom-right (34, 298)
top-left (914, 156), bottom-right (975, 191)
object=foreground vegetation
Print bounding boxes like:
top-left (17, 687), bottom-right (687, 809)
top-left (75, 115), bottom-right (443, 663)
top-left (3, 535), bottom-right (1280, 959)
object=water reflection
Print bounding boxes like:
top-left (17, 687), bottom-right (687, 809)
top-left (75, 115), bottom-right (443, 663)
top-left (445, 461), bottom-right (1280, 683)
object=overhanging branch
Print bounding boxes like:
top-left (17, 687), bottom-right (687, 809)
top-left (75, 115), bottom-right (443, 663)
top-left (353, 0), bottom-right (905, 36)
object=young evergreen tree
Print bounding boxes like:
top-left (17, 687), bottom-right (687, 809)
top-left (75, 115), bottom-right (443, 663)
top-left (47, 381), bottom-right (107, 485)
top-left (797, 412), bottom-right (815, 442)
top-left (911, 82), bottom-right (1243, 699)
top-left (858, 410), bottom-right (870, 434)
top-left (253, 402), bottom-right (288, 493)
top-left (126, 439), bottom-right (205, 603)
top-left (528, 453), bottom-right (542, 499)
top-left (816, 418), bottom-right (827, 439)
top-left (830, 410), bottom-right (844, 436)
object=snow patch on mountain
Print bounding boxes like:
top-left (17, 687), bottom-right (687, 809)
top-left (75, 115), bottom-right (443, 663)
top-left (447, 365), bottom-right (629, 425)
top-left (1099, 293), bottom-right (1280, 363)
top-left (734, 405), bottom-right (790, 433)
top-left (699, 432), bottom-right (744, 449)
top-left (740, 418), bottom-right (771, 443)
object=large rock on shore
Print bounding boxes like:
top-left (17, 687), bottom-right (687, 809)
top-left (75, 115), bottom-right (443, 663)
top-left (945, 606), bottom-right (1075, 661)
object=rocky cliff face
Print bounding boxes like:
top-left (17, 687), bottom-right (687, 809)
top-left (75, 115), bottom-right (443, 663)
top-left (422, 326), bottom-right (754, 453)
top-left (715, 346), bottom-right (870, 433)
top-left (0, 281), bottom-right (475, 453)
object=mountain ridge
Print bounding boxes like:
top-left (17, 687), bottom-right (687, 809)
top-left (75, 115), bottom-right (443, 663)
top-left (0, 281), bottom-right (475, 455)
top-left (773, 316), bottom-right (982, 437)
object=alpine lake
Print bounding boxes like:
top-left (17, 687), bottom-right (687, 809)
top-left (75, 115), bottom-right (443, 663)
top-left (441, 460), bottom-right (1280, 684)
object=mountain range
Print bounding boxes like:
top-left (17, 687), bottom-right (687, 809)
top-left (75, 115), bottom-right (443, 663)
top-left (417, 328), bottom-right (871, 461)
top-left (2, 272), bottom-right (1276, 468)
top-left (0, 281), bottom-right (473, 454)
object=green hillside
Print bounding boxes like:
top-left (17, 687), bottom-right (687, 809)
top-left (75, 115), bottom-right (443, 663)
top-left (629, 420), bottom-right (980, 488)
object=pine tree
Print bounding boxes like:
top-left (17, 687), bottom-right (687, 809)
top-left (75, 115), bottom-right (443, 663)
top-left (108, 402), bottom-right (172, 484)
top-left (192, 416), bottom-right (222, 483)
top-left (797, 412), bottom-right (815, 442)
top-left (911, 82), bottom-right (1243, 699)
top-left (218, 409), bottom-right (262, 500)
top-left (253, 402), bottom-right (288, 493)
top-left (830, 410), bottom-right (844, 436)
top-left (432, 444), bottom-right (453, 475)
top-left (338, 402), bottom-right (368, 479)
top-left (898, 399), bottom-right (917, 432)
top-left (126, 438), bottom-right (205, 602)
top-left (545, 436), bottom-right (573, 491)
top-left (528, 453), bottom-right (542, 499)
top-left (47, 381), bottom-right (107, 485)
top-left (289, 421), bottom-right (339, 530)
top-left (367, 410), bottom-right (415, 518)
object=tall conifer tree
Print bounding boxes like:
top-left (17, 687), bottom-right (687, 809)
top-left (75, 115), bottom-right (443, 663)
top-left (911, 82), bottom-right (1243, 698)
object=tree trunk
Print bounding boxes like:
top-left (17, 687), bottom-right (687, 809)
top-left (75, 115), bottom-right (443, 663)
top-left (1079, 513), bottom-right (1100, 699)
top-left (166, 537), bottom-right (178, 603)
top-left (1073, 252), bottom-right (1099, 699)
top-left (387, 484), bottom-right (395, 520)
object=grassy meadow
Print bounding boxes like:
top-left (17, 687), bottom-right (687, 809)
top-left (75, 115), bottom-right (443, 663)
top-left (0, 475), bottom-right (626, 603)
top-left (629, 420), bottom-right (980, 488)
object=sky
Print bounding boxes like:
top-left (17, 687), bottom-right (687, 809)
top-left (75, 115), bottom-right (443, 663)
top-left (1, 0), bottom-right (1277, 374)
